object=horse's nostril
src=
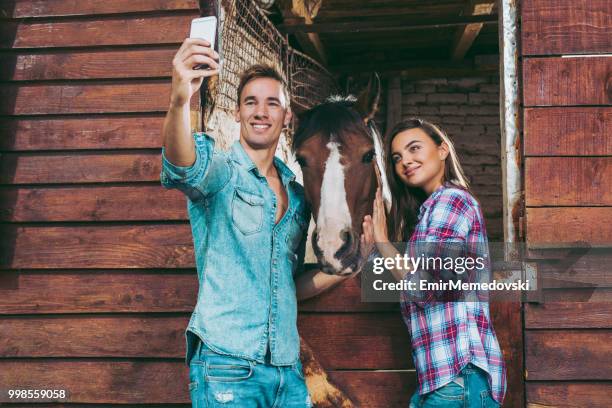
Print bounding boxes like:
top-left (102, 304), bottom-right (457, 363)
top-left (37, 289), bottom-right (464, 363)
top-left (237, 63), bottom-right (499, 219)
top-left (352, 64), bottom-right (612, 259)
top-left (334, 228), bottom-right (355, 259)
top-left (340, 229), bottom-right (352, 244)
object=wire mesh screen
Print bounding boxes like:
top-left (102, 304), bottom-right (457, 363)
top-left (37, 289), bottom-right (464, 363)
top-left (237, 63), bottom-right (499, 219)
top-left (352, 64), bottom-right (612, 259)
top-left (209, 0), bottom-right (338, 120)
top-left (289, 48), bottom-right (337, 111)
top-left (213, 0), bottom-right (287, 112)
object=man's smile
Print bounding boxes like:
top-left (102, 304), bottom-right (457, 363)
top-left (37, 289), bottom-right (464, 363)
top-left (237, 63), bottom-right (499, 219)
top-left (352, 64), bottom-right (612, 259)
top-left (251, 122), bottom-right (272, 132)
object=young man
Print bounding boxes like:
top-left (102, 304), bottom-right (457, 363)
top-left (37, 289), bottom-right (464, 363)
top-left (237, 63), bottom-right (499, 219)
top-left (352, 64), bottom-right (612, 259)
top-left (161, 38), bottom-right (345, 407)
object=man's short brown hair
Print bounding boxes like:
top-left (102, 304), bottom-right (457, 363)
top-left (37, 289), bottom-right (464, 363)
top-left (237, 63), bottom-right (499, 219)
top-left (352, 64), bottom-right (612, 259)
top-left (236, 64), bottom-right (290, 108)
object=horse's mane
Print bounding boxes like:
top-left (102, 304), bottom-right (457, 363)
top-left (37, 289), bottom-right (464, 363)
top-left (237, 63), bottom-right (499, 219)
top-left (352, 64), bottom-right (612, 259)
top-left (292, 95), bottom-right (372, 152)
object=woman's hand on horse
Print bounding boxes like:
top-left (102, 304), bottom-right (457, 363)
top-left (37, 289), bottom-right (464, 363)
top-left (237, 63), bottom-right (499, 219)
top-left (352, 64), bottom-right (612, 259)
top-left (360, 223), bottom-right (374, 259)
top-left (362, 187), bottom-right (390, 247)
top-left (170, 38), bottom-right (219, 107)
top-left (372, 187), bottom-right (390, 243)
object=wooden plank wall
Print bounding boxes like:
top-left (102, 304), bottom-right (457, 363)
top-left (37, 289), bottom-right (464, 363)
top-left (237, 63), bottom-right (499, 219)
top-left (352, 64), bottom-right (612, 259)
top-left (0, 1), bottom-right (414, 407)
top-left (521, 1), bottom-right (612, 407)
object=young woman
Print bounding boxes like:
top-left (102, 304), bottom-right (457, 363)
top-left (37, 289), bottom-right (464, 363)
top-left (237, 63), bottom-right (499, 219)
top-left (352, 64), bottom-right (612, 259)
top-left (362, 118), bottom-right (507, 407)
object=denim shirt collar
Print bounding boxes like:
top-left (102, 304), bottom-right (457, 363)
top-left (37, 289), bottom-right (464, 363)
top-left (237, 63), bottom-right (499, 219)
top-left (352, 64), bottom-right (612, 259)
top-left (230, 141), bottom-right (296, 186)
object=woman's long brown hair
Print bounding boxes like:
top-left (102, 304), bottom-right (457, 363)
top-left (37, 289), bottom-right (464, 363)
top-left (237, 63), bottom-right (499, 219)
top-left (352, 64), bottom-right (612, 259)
top-left (385, 118), bottom-right (472, 242)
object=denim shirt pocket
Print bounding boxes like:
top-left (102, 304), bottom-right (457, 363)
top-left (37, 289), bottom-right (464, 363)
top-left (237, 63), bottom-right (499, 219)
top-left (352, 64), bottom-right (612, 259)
top-left (231, 187), bottom-right (264, 235)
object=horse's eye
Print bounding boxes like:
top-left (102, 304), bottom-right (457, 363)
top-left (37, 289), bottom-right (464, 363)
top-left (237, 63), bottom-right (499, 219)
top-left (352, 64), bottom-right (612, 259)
top-left (296, 156), bottom-right (307, 167)
top-left (362, 150), bottom-right (375, 163)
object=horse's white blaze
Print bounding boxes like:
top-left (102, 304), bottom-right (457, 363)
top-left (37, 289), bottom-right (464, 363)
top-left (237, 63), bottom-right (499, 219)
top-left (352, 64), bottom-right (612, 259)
top-left (316, 141), bottom-right (352, 270)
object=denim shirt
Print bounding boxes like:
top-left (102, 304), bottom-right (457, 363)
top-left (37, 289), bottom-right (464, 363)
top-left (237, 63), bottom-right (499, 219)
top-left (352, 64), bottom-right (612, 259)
top-left (160, 133), bottom-right (310, 366)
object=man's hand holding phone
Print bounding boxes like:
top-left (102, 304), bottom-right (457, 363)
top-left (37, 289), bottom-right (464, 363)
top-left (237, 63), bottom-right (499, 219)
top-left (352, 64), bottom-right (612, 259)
top-left (170, 38), bottom-right (219, 108)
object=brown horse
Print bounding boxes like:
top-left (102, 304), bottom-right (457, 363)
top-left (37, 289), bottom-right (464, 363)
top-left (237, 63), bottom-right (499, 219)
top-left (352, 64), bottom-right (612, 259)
top-left (293, 74), bottom-right (391, 276)
top-left (294, 75), bottom-right (392, 407)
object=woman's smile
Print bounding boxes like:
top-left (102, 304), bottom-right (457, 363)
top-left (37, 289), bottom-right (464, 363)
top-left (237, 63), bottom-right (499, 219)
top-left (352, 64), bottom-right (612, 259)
top-left (403, 165), bottom-right (421, 177)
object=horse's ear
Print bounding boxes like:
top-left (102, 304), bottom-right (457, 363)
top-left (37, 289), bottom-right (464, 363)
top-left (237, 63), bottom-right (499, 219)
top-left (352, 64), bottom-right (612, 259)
top-left (355, 72), bottom-right (381, 123)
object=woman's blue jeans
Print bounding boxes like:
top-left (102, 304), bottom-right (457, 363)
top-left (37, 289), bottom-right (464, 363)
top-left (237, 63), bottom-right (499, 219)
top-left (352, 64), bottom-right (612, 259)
top-left (409, 364), bottom-right (500, 408)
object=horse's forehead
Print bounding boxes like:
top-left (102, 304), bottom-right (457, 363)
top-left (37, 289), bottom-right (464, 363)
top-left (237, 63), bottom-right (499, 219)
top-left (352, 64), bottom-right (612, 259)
top-left (298, 132), bottom-right (332, 158)
top-left (342, 131), bottom-right (375, 148)
top-left (299, 130), bottom-right (373, 155)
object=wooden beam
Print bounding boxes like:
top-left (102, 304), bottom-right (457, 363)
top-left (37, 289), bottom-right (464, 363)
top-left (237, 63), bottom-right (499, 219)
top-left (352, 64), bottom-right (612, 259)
top-left (279, 14), bottom-right (498, 34)
top-left (522, 0), bottom-right (612, 56)
top-left (523, 56), bottom-right (612, 107)
top-left (290, 18), bottom-right (329, 65)
top-left (525, 330), bottom-right (612, 380)
top-left (0, 361), bottom-right (417, 407)
top-left (280, 1), bottom-right (328, 65)
top-left (523, 107), bottom-right (612, 156)
top-left (451, 1), bottom-right (496, 60)
top-left (527, 382), bottom-right (612, 408)
top-left (526, 207), bottom-right (612, 247)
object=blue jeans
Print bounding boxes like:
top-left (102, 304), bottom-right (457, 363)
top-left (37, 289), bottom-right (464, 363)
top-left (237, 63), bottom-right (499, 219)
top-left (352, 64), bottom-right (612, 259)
top-left (189, 340), bottom-right (311, 407)
top-left (409, 364), bottom-right (500, 408)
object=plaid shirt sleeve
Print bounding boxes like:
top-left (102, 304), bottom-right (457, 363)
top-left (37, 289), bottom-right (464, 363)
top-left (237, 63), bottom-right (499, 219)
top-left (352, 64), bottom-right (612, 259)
top-left (405, 189), bottom-right (476, 306)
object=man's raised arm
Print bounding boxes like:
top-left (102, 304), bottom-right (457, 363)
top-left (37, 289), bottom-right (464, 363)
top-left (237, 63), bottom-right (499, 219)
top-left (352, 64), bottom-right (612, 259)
top-left (162, 38), bottom-right (219, 166)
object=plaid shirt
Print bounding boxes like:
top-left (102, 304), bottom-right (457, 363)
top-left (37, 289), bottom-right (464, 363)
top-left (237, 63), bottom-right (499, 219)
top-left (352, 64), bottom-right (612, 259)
top-left (400, 183), bottom-right (507, 404)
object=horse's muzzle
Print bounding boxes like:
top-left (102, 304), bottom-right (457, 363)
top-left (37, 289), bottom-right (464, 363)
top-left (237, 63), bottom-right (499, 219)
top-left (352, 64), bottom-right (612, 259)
top-left (313, 230), bottom-right (364, 276)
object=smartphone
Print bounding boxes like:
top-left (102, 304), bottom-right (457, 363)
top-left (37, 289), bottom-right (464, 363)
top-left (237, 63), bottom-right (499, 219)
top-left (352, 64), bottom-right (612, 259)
top-left (190, 16), bottom-right (218, 70)
top-left (190, 16), bottom-right (217, 48)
